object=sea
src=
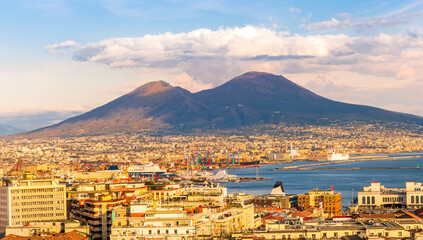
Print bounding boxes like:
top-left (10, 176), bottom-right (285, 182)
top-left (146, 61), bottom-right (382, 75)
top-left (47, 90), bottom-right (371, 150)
top-left (219, 152), bottom-right (423, 209)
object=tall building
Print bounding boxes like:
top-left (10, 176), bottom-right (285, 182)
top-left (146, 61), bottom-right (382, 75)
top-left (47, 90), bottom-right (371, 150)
top-left (297, 188), bottom-right (342, 217)
top-left (0, 179), bottom-right (66, 236)
top-left (358, 181), bottom-right (423, 209)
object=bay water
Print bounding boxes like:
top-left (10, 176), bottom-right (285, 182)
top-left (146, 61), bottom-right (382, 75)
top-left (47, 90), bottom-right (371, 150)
top-left (220, 152), bottom-right (423, 208)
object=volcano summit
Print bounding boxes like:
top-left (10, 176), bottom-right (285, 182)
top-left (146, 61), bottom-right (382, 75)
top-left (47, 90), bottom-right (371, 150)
top-left (23, 72), bottom-right (423, 137)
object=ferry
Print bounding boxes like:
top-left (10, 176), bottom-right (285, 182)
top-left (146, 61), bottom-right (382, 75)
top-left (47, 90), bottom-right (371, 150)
top-left (127, 163), bottom-right (166, 177)
top-left (328, 151), bottom-right (349, 161)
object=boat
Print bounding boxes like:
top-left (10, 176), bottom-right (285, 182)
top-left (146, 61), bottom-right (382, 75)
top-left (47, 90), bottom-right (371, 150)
top-left (180, 171), bottom-right (213, 180)
top-left (240, 160), bottom-right (261, 167)
top-left (328, 151), bottom-right (349, 161)
top-left (127, 163), bottom-right (166, 177)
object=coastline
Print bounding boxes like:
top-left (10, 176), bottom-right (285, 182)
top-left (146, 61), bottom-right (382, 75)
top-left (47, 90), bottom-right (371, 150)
top-left (273, 155), bottom-right (422, 171)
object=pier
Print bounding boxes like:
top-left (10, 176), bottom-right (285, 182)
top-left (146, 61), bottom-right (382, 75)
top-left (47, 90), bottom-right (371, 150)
top-left (273, 155), bottom-right (422, 171)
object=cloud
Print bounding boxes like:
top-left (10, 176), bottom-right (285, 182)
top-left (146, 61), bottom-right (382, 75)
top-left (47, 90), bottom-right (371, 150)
top-left (47, 26), bottom-right (423, 94)
top-left (23, 0), bottom-right (71, 16)
top-left (171, 72), bottom-right (213, 92)
top-left (302, 15), bottom-right (406, 32)
top-left (45, 40), bottom-right (79, 54)
top-left (289, 7), bottom-right (301, 13)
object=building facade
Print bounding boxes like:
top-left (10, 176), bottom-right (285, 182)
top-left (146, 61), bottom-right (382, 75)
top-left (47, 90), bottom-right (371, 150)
top-left (298, 189), bottom-right (341, 217)
top-left (0, 179), bottom-right (66, 236)
top-left (358, 181), bottom-right (423, 209)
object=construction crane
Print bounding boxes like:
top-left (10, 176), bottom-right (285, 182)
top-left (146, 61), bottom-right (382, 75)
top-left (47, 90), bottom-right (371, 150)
top-left (227, 152), bottom-right (240, 167)
top-left (15, 158), bottom-right (22, 171)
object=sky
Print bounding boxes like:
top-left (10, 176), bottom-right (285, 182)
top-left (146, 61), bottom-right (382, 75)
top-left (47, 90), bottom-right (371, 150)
top-left (1, 0), bottom-right (423, 130)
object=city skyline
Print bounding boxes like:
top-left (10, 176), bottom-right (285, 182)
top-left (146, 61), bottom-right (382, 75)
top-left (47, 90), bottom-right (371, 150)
top-left (1, 0), bottom-right (423, 130)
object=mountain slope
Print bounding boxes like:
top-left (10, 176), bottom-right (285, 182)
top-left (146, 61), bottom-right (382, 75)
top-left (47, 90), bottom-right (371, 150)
top-left (193, 72), bottom-right (423, 126)
top-left (22, 72), bottom-right (423, 137)
top-left (0, 124), bottom-right (24, 136)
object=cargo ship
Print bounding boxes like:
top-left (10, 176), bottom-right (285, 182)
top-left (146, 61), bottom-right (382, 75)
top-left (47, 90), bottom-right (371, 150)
top-left (240, 160), bottom-right (261, 167)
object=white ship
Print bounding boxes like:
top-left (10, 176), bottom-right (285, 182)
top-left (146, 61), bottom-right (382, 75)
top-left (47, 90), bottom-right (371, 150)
top-left (127, 163), bottom-right (166, 177)
top-left (328, 151), bottom-right (349, 161)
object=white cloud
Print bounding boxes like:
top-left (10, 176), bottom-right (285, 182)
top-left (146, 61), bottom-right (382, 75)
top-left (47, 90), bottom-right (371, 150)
top-left (289, 7), bottom-right (301, 13)
top-left (23, 0), bottom-right (71, 16)
top-left (302, 15), bottom-right (406, 32)
top-left (45, 40), bottom-right (79, 54)
top-left (62, 26), bottom-right (423, 86)
top-left (171, 72), bottom-right (213, 92)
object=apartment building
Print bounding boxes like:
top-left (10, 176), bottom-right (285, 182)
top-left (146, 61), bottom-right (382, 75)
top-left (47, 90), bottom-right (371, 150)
top-left (148, 184), bottom-right (183, 201)
top-left (297, 188), bottom-right (342, 217)
top-left (214, 204), bottom-right (255, 237)
top-left (358, 181), bottom-right (423, 209)
top-left (110, 203), bottom-right (209, 240)
top-left (71, 195), bottom-right (126, 240)
top-left (233, 219), bottom-right (414, 239)
top-left (0, 179), bottom-right (66, 236)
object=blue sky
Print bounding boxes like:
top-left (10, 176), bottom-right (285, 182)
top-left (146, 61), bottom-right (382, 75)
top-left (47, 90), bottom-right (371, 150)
top-left (1, 0), bottom-right (423, 130)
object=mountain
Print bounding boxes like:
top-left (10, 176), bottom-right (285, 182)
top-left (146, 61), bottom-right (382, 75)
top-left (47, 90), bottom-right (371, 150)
top-left (0, 124), bottom-right (24, 136)
top-left (21, 72), bottom-right (423, 137)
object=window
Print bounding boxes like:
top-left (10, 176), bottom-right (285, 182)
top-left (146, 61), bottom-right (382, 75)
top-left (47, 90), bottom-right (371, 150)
top-left (362, 197), bottom-right (365, 204)
top-left (411, 196), bottom-right (415, 204)
top-left (372, 196), bottom-right (375, 204)
top-left (367, 197), bottom-right (370, 204)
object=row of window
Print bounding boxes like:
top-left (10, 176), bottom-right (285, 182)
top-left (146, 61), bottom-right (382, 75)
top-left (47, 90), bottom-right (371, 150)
top-left (382, 197), bottom-right (404, 203)
top-left (362, 196), bottom-right (375, 205)
top-left (12, 212), bottom-right (65, 220)
top-left (410, 195), bottom-right (423, 204)
top-left (12, 200), bottom-right (64, 206)
top-left (117, 229), bottom-right (191, 235)
top-left (13, 207), bottom-right (64, 212)
top-left (14, 195), bottom-right (63, 200)
top-left (11, 188), bottom-right (64, 194)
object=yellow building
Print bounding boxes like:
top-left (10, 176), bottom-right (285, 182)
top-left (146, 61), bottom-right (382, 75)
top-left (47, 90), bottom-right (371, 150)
top-left (0, 179), bottom-right (66, 236)
top-left (214, 204), bottom-right (254, 237)
top-left (148, 184), bottom-right (183, 200)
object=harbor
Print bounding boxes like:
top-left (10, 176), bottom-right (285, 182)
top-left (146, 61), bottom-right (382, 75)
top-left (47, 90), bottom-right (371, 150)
top-left (219, 154), bottom-right (423, 207)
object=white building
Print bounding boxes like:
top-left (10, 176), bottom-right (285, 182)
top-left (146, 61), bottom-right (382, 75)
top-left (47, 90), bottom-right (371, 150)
top-left (0, 179), bottom-right (66, 236)
top-left (358, 181), bottom-right (423, 209)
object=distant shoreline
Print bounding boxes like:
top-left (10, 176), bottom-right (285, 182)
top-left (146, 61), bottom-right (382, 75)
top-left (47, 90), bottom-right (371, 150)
top-left (273, 155), bottom-right (422, 171)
